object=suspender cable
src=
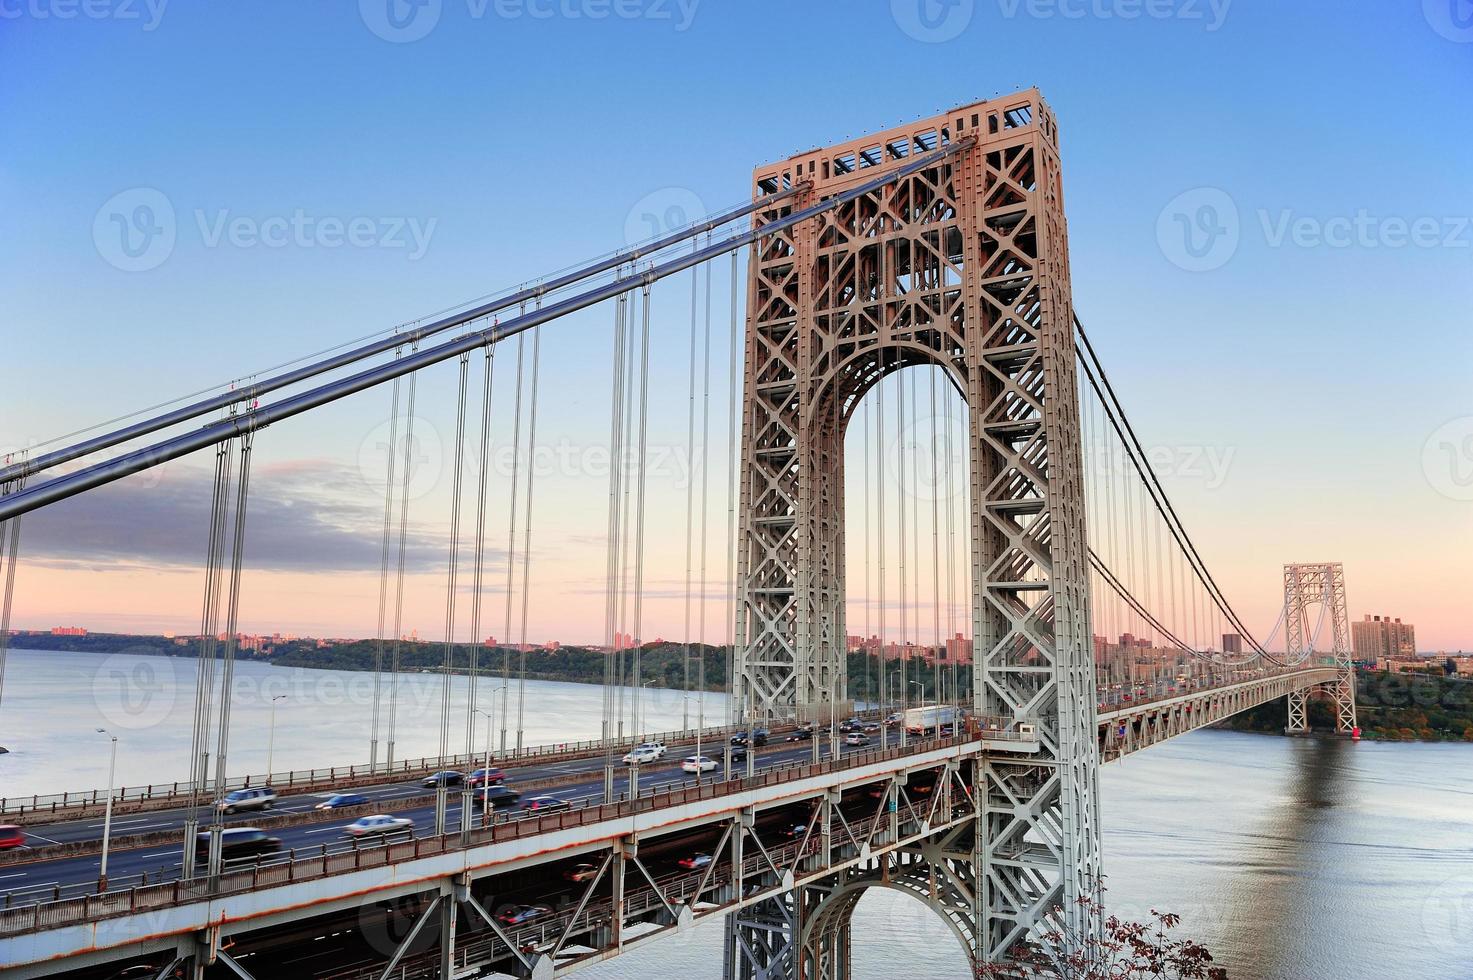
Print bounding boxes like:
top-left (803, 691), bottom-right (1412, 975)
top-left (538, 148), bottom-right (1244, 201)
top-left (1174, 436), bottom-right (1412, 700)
top-left (681, 241), bottom-right (699, 731)
top-left (863, 398), bottom-right (873, 714)
top-left (464, 337), bottom-right (496, 830)
top-left (386, 356), bottom-right (420, 770)
top-left (437, 352), bottom-right (471, 836)
top-left (0, 141), bottom-right (976, 525)
top-left (500, 317), bottom-right (527, 753)
top-left (929, 366), bottom-right (942, 711)
top-left (206, 428), bottom-right (253, 879)
top-left (876, 360), bottom-right (888, 736)
top-left (0, 473), bottom-right (23, 723)
top-left (181, 436), bottom-right (233, 879)
top-left (630, 284), bottom-right (652, 741)
top-left (514, 310), bottom-right (543, 754)
top-left (369, 359), bottom-right (402, 772)
top-left (696, 252), bottom-right (713, 763)
top-left (724, 251), bottom-right (741, 731)
top-left (602, 287), bottom-right (629, 780)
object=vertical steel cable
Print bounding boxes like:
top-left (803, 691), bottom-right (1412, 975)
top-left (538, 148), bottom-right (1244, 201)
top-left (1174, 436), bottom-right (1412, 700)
top-left (437, 352), bottom-right (470, 835)
top-left (929, 366), bottom-right (942, 711)
top-left (206, 428), bottom-right (253, 878)
top-left (615, 286), bottom-right (639, 740)
top-left (370, 360), bottom-right (402, 772)
top-left (724, 252), bottom-right (741, 728)
top-left (386, 355), bottom-right (419, 771)
top-left (629, 284), bottom-right (652, 740)
top-left (897, 367), bottom-right (908, 736)
top-left (681, 242), bottom-right (698, 730)
top-left (875, 361), bottom-right (887, 729)
top-left (514, 311), bottom-right (543, 753)
top-left (863, 398), bottom-right (873, 714)
top-left (464, 336), bottom-right (496, 830)
top-left (181, 436), bottom-right (232, 878)
top-left (602, 287), bottom-right (629, 758)
top-left (500, 318), bottom-right (527, 753)
top-left (0, 472), bottom-right (24, 722)
top-left (696, 254), bottom-right (713, 742)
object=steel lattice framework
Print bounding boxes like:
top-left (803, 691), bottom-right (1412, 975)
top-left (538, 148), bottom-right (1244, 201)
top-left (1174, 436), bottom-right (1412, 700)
top-left (731, 89), bottom-right (1100, 968)
top-left (1283, 562), bottom-right (1357, 733)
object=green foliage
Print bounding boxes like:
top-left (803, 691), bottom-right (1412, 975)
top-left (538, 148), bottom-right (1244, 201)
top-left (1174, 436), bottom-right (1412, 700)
top-left (1220, 670), bottom-right (1473, 742)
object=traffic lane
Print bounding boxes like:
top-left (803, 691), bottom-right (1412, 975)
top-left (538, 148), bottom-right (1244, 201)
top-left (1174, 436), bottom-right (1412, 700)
top-left (0, 732), bottom-right (912, 896)
top-left (11, 731), bottom-right (734, 845)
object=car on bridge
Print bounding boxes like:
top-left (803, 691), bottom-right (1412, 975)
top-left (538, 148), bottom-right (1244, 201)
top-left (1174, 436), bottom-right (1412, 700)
top-left (522, 795), bottom-right (572, 812)
top-left (622, 745), bottom-right (663, 765)
top-left (563, 862), bottom-right (601, 883)
top-left (215, 787), bottom-right (276, 814)
top-left (421, 770), bottom-right (463, 787)
top-left (315, 793), bottom-right (369, 810)
top-left (194, 827), bottom-right (282, 861)
top-left (843, 732), bottom-right (871, 747)
top-left (677, 852), bottom-right (713, 870)
top-left (0, 825), bottom-right (24, 850)
top-left (466, 767), bottom-right (505, 787)
top-left (495, 904), bottom-right (552, 927)
top-left (730, 729), bottom-right (768, 747)
top-left (786, 726), bottom-right (814, 741)
top-left (682, 755), bottom-right (718, 774)
top-left (344, 814), bottom-right (414, 838)
top-left (727, 746), bottom-right (749, 766)
top-left (474, 785), bottom-right (522, 808)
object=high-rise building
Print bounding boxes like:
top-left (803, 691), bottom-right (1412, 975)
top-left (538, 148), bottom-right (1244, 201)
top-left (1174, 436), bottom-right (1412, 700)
top-left (1352, 615), bottom-right (1416, 661)
top-left (1222, 633), bottom-right (1242, 654)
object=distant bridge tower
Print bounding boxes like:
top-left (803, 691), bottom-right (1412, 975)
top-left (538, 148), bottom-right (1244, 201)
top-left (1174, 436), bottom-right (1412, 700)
top-left (730, 89), bottom-right (1099, 975)
top-left (1283, 562), bottom-right (1357, 733)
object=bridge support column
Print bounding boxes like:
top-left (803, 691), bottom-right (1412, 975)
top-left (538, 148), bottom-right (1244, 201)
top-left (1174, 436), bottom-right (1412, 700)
top-left (1283, 563), bottom-right (1358, 735)
top-left (1286, 689), bottom-right (1309, 733)
top-left (439, 879), bottom-right (460, 979)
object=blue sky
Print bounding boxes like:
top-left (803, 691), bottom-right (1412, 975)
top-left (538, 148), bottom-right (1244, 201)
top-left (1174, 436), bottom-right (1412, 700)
top-left (1, 0), bottom-right (1469, 648)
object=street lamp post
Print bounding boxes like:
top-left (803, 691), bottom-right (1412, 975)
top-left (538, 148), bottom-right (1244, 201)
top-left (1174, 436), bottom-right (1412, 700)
top-left (96, 728), bottom-right (117, 891)
top-left (265, 694), bottom-right (287, 782)
top-left (472, 686), bottom-right (505, 827)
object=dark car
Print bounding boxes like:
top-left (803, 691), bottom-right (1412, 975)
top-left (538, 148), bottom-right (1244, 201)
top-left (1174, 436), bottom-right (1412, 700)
top-left (0, 825), bottom-right (24, 850)
top-left (778, 822), bottom-right (808, 840)
top-left (194, 827), bottom-right (282, 861)
top-left (474, 785), bottom-right (522, 809)
top-left (730, 729), bottom-right (768, 748)
top-left (421, 771), bottom-right (463, 788)
top-left (522, 795), bottom-right (571, 813)
top-left (466, 767), bottom-right (505, 788)
top-left (838, 718), bottom-right (864, 733)
top-left (494, 903), bottom-right (552, 926)
top-left (786, 727), bottom-right (814, 742)
top-left (315, 793), bottom-right (369, 810)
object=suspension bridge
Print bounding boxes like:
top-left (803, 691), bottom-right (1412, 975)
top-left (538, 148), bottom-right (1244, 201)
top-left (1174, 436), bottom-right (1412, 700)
top-left (0, 89), bottom-right (1357, 980)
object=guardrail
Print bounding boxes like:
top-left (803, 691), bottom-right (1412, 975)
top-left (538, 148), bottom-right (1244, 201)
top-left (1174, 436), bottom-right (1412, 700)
top-left (0, 731), bottom-right (982, 937)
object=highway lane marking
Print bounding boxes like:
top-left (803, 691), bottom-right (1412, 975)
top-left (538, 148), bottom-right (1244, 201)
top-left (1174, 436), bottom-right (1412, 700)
top-left (23, 833), bottom-right (61, 844)
top-left (0, 872), bottom-right (28, 879)
top-left (302, 826), bottom-right (346, 835)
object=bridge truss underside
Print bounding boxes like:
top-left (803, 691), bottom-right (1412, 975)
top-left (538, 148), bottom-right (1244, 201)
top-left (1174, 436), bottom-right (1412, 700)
top-left (732, 90), bottom-right (1100, 965)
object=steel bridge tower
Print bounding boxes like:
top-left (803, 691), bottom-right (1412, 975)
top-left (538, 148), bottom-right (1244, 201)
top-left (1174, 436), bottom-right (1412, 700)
top-left (1283, 562), bottom-right (1357, 734)
top-left (730, 89), bottom-right (1100, 976)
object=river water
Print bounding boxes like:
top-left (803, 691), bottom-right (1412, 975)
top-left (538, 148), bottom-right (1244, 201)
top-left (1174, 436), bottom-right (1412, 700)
top-left (2, 649), bottom-right (1470, 979)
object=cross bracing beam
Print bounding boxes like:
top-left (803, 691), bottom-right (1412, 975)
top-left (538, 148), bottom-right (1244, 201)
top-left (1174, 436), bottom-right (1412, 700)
top-left (0, 138), bottom-right (972, 524)
top-left (0, 185), bottom-right (814, 488)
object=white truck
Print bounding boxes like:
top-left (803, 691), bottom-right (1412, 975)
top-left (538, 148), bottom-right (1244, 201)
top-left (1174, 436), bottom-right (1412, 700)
top-left (903, 704), bottom-right (960, 736)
